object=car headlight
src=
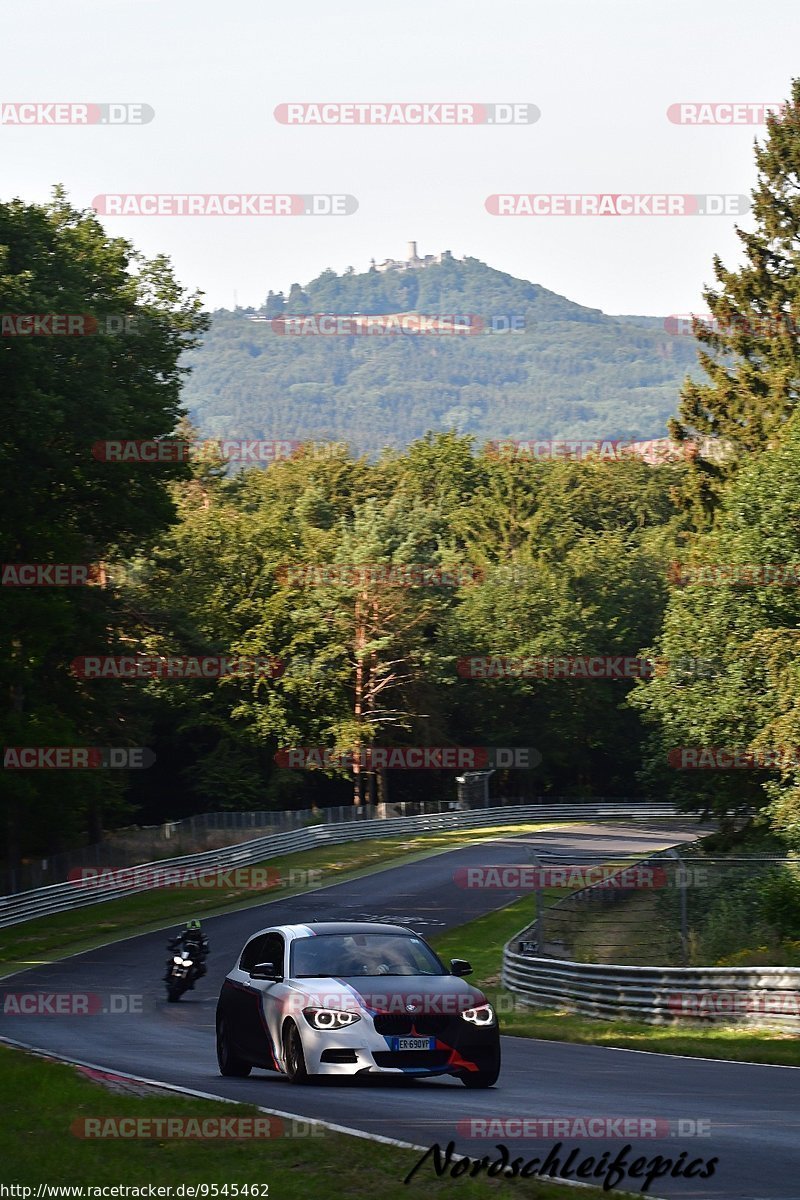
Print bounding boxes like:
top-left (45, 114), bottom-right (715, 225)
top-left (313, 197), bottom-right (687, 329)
top-left (461, 1003), bottom-right (495, 1026)
top-left (302, 1007), bottom-right (361, 1030)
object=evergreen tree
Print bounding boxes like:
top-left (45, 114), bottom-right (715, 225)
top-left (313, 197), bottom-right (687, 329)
top-left (670, 79), bottom-right (800, 520)
top-left (630, 411), bottom-right (800, 831)
top-left (265, 290), bottom-right (284, 317)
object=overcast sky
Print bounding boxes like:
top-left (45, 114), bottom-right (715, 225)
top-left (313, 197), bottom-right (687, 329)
top-left (4, 0), bottom-right (799, 314)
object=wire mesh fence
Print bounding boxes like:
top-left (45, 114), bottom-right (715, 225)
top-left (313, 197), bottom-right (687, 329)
top-left (518, 844), bottom-right (800, 967)
top-left (3, 792), bottom-right (558, 894)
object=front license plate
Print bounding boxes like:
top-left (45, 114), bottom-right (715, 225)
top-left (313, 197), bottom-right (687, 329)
top-left (391, 1037), bottom-right (435, 1051)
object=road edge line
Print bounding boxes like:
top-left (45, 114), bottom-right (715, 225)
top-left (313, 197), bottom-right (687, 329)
top-left (0, 1035), bottom-right (654, 1196)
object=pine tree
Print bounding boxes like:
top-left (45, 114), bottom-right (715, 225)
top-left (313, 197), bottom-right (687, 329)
top-left (286, 282), bottom-right (311, 312)
top-left (670, 79), bottom-right (800, 521)
top-left (265, 290), bottom-right (284, 317)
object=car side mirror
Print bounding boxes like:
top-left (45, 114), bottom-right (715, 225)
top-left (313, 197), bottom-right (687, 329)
top-left (450, 958), bottom-right (473, 976)
top-left (250, 961), bottom-right (282, 981)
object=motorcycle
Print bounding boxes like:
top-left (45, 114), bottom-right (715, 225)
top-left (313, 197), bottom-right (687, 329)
top-left (165, 939), bottom-right (202, 1002)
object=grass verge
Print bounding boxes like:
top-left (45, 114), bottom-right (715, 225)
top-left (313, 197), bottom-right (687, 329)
top-left (0, 1044), bottom-right (628, 1198)
top-left (0, 823), bottom-right (558, 976)
top-left (430, 897), bottom-right (800, 1067)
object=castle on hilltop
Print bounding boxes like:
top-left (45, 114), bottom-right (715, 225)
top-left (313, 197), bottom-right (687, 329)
top-left (371, 242), bottom-right (459, 274)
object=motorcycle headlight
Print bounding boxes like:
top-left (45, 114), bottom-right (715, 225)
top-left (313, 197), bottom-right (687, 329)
top-left (461, 1003), bottom-right (495, 1026)
top-left (173, 955), bottom-right (184, 965)
top-left (302, 1007), bottom-right (361, 1030)
top-left (182, 958), bottom-right (193, 966)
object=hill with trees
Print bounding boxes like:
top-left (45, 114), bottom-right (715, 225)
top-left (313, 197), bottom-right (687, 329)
top-left (181, 257), bottom-right (700, 454)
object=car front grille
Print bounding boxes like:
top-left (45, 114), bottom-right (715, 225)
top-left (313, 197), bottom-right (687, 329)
top-left (372, 1014), bottom-right (454, 1036)
top-left (372, 1050), bottom-right (451, 1069)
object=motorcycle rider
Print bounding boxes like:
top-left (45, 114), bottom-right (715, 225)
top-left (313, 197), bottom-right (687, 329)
top-left (165, 918), bottom-right (209, 980)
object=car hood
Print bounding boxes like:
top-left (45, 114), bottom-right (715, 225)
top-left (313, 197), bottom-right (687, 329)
top-left (290, 974), bottom-right (487, 1017)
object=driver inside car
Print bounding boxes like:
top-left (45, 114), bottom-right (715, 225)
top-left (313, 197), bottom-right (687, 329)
top-left (340, 936), bottom-right (393, 976)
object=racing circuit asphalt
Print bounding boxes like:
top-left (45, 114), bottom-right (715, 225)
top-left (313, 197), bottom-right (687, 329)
top-left (1, 821), bottom-right (797, 1199)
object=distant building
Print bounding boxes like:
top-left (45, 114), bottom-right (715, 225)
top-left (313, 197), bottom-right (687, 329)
top-left (371, 243), bottom-right (459, 273)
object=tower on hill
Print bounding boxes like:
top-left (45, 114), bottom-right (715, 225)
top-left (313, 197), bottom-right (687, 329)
top-left (373, 244), bottom-right (456, 274)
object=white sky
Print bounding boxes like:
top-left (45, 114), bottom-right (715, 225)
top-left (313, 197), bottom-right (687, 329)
top-left (3, 0), bottom-right (798, 314)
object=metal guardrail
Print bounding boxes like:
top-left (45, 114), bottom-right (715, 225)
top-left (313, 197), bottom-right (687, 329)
top-left (502, 841), bottom-right (800, 1029)
top-left (6, 795), bottom-right (655, 892)
top-left (501, 949), bottom-right (800, 1030)
top-left (0, 802), bottom-right (682, 929)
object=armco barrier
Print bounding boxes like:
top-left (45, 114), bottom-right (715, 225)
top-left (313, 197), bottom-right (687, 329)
top-left (0, 803), bottom-right (683, 929)
top-left (501, 831), bottom-right (800, 1029)
top-left (501, 949), bottom-right (800, 1030)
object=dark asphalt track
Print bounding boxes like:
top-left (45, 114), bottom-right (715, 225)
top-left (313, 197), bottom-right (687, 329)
top-left (1, 822), bottom-right (797, 1199)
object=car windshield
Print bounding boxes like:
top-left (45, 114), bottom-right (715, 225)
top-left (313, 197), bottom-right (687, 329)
top-left (291, 933), bottom-right (444, 978)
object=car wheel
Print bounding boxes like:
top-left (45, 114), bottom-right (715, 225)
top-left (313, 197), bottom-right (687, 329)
top-left (283, 1020), bottom-right (309, 1084)
top-left (460, 1068), bottom-right (500, 1088)
top-left (216, 1015), bottom-right (252, 1077)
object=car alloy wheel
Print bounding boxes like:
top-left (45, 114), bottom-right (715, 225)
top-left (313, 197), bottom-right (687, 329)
top-left (283, 1020), bottom-right (309, 1084)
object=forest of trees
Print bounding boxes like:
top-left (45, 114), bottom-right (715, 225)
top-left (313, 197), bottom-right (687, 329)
top-left (3, 80), bottom-right (800, 878)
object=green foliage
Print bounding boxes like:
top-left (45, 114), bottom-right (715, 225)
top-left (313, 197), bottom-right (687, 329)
top-left (671, 80), bottom-right (800, 518)
top-left (124, 439), bottom-right (680, 812)
top-left (759, 868), bottom-right (800, 936)
top-left (653, 862), bottom-right (800, 965)
top-left (630, 408), bottom-right (800, 825)
top-left (0, 189), bottom-right (207, 872)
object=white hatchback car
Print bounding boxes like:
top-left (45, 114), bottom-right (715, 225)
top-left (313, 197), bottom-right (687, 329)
top-left (216, 921), bottom-right (500, 1087)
